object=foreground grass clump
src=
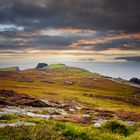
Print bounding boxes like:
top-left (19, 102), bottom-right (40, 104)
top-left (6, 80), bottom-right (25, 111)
top-left (101, 119), bottom-right (135, 136)
top-left (55, 122), bottom-right (88, 139)
top-left (0, 118), bottom-right (139, 140)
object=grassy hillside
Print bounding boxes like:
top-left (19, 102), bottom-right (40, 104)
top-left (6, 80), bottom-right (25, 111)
top-left (0, 64), bottom-right (140, 139)
top-left (0, 64), bottom-right (140, 112)
top-left (0, 64), bottom-right (139, 112)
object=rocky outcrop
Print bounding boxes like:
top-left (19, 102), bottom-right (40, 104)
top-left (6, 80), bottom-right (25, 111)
top-left (129, 78), bottom-right (140, 85)
top-left (15, 67), bottom-right (20, 71)
top-left (0, 89), bottom-right (51, 107)
top-left (36, 63), bottom-right (48, 69)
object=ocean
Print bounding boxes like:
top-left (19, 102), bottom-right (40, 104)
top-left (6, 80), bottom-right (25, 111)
top-left (65, 62), bottom-right (140, 80)
top-left (0, 61), bottom-right (139, 80)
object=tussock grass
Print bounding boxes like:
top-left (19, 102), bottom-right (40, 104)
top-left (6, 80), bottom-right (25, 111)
top-left (0, 118), bottom-right (139, 140)
top-left (0, 114), bottom-right (18, 121)
top-left (101, 119), bottom-right (135, 136)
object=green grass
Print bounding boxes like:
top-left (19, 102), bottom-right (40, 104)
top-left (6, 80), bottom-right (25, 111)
top-left (0, 64), bottom-right (139, 113)
top-left (0, 114), bottom-right (18, 121)
top-left (0, 118), bottom-right (139, 140)
top-left (101, 119), bottom-right (135, 136)
top-left (0, 64), bottom-right (140, 139)
top-left (48, 63), bottom-right (66, 69)
top-left (0, 67), bottom-right (19, 72)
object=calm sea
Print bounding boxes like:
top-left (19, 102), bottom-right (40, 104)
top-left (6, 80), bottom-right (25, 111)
top-left (65, 62), bottom-right (140, 80)
top-left (0, 61), bottom-right (139, 80)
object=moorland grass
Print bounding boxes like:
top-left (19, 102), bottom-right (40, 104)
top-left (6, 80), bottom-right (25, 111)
top-left (0, 67), bottom-right (19, 72)
top-left (101, 119), bottom-right (135, 136)
top-left (0, 118), bottom-right (139, 140)
top-left (0, 65), bottom-right (140, 112)
top-left (0, 114), bottom-right (18, 121)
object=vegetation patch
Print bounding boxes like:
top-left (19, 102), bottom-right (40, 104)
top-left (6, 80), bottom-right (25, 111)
top-left (48, 63), bottom-right (66, 69)
top-left (0, 89), bottom-right (51, 107)
top-left (84, 93), bottom-right (140, 106)
top-left (101, 119), bottom-right (135, 136)
top-left (0, 114), bottom-right (18, 121)
top-left (0, 119), bottom-right (139, 140)
top-left (0, 67), bottom-right (19, 72)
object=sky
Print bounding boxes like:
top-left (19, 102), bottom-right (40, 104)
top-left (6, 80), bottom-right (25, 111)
top-left (0, 0), bottom-right (140, 65)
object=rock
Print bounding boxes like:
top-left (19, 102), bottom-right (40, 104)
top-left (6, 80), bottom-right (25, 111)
top-left (40, 99), bottom-right (56, 107)
top-left (69, 108), bottom-right (75, 112)
top-left (0, 89), bottom-right (52, 107)
top-left (15, 67), bottom-right (20, 71)
top-left (129, 77), bottom-right (140, 85)
top-left (123, 121), bottom-right (135, 126)
top-left (47, 108), bottom-right (67, 115)
top-left (0, 108), bottom-right (23, 115)
top-left (23, 99), bottom-right (51, 107)
top-left (0, 122), bottom-right (36, 127)
top-left (25, 112), bottom-right (56, 119)
top-left (93, 78), bottom-right (98, 81)
top-left (93, 119), bottom-right (108, 128)
top-left (74, 106), bottom-right (82, 110)
top-left (36, 63), bottom-right (48, 69)
top-left (64, 81), bottom-right (74, 85)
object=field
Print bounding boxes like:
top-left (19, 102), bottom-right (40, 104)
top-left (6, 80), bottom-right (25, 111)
top-left (0, 64), bottom-right (140, 139)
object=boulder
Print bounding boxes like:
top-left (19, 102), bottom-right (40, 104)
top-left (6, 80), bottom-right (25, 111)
top-left (129, 77), bottom-right (140, 85)
top-left (64, 81), bottom-right (74, 85)
top-left (36, 63), bottom-right (48, 69)
top-left (0, 89), bottom-right (51, 107)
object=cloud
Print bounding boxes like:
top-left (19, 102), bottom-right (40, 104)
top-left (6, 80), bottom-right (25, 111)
top-left (38, 28), bottom-right (96, 37)
top-left (0, 29), bottom-right (140, 52)
top-left (0, 0), bottom-right (140, 62)
top-left (0, 28), bottom-right (96, 50)
top-left (0, 24), bottom-right (24, 32)
top-left (68, 32), bottom-right (140, 51)
top-left (0, 0), bottom-right (140, 32)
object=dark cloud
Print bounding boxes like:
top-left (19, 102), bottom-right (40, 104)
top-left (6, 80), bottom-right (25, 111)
top-left (115, 56), bottom-right (140, 61)
top-left (0, 30), bottom-right (140, 51)
top-left (0, 0), bottom-right (140, 56)
top-left (0, 0), bottom-right (140, 32)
